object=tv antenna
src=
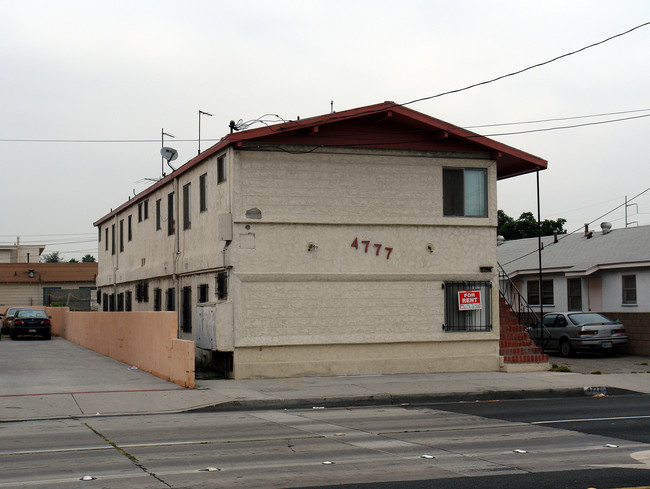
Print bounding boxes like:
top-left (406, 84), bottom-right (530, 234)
top-left (198, 110), bottom-right (213, 155)
top-left (161, 129), bottom-right (175, 176)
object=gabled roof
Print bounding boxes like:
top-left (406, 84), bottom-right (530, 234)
top-left (95, 102), bottom-right (547, 226)
top-left (0, 263), bottom-right (98, 284)
top-left (498, 224), bottom-right (650, 277)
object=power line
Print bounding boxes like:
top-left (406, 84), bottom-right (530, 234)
top-left (465, 108), bottom-right (650, 129)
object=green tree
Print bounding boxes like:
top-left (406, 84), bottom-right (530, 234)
top-left (41, 251), bottom-right (63, 263)
top-left (81, 254), bottom-right (96, 263)
top-left (498, 210), bottom-right (566, 240)
top-left (68, 258), bottom-right (79, 263)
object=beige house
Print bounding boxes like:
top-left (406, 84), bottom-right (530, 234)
top-left (0, 242), bottom-right (45, 264)
top-left (94, 102), bottom-right (547, 379)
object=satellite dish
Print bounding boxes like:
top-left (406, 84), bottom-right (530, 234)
top-left (160, 147), bottom-right (178, 162)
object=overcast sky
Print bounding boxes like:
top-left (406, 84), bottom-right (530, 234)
top-left (1, 0), bottom-right (649, 261)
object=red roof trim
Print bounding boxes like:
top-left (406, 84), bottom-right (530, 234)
top-left (94, 102), bottom-right (546, 226)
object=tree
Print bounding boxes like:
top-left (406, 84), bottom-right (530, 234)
top-left (68, 258), bottom-right (79, 263)
top-left (41, 251), bottom-right (63, 263)
top-left (81, 254), bottom-right (96, 263)
top-left (498, 210), bottom-right (566, 240)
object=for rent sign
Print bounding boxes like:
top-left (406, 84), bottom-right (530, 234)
top-left (458, 290), bottom-right (482, 310)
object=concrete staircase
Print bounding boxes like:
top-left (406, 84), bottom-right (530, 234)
top-left (499, 296), bottom-right (550, 372)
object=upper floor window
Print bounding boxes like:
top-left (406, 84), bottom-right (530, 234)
top-left (119, 219), bottom-right (124, 252)
top-left (143, 199), bottom-right (149, 220)
top-left (111, 224), bottom-right (115, 255)
top-left (127, 215), bottom-right (133, 242)
top-left (167, 192), bottom-right (175, 236)
top-left (156, 199), bottom-right (162, 231)
top-left (443, 168), bottom-right (487, 217)
top-left (183, 183), bottom-right (191, 230)
top-left (138, 202), bottom-right (143, 222)
top-left (217, 155), bottom-right (226, 184)
top-left (105, 228), bottom-right (109, 251)
top-left (622, 275), bottom-right (637, 305)
top-left (199, 173), bottom-right (208, 212)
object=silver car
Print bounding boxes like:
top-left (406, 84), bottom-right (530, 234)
top-left (529, 312), bottom-right (627, 357)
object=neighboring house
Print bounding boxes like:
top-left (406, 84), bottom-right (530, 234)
top-left (94, 102), bottom-right (547, 379)
top-left (0, 242), bottom-right (45, 263)
top-left (498, 223), bottom-right (650, 354)
top-left (0, 263), bottom-right (98, 310)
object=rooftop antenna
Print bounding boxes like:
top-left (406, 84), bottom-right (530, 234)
top-left (198, 110), bottom-right (213, 155)
top-left (161, 129), bottom-right (175, 177)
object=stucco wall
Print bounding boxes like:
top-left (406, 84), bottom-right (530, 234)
top-left (49, 308), bottom-right (194, 388)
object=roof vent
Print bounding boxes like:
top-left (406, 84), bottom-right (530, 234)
top-left (497, 235), bottom-right (505, 246)
top-left (601, 222), bottom-right (612, 234)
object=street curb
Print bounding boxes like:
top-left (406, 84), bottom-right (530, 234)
top-left (186, 387), bottom-right (643, 413)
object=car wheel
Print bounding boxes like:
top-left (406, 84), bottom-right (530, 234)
top-left (44, 332), bottom-right (51, 340)
top-left (560, 339), bottom-right (573, 357)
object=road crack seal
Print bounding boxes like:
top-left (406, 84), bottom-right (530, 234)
top-left (83, 422), bottom-right (174, 488)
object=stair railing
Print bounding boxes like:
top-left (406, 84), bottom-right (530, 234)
top-left (497, 262), bottom-right (550, 352)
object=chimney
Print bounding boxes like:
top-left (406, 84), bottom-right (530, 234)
top-left (553, 231), bottom-right (558, 243)
top-left (584, 224), bottom-right (589, 236)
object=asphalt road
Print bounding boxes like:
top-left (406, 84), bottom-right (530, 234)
top-left (1, 395), bottom-right (649, 488)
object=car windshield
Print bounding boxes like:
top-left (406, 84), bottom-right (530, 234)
top-left (16, 310), bottom-right (48, 319)
top-left (568, 313), bottom-right (614, 325)
top-left (7, 308), bottom-right (21, 316)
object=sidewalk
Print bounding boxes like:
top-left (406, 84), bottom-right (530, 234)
top-left (1, 338), bottom-right (649, 422)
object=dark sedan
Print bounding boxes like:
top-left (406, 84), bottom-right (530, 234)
top-left (10, 309), bottom-right (52, 340)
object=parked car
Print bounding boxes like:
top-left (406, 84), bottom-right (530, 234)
top-left (1, 307), bottom-right (24, 334)
top-left (528, 312), bottom-right (627, 357)
top-left (10, 309), bottom-right (52, 340)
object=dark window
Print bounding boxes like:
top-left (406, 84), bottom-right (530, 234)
top-left (443, 281), bottom-right (492, 332)
top-left (109, 293), bottom-right (115, 311)
top-left (622, 275), bottom-right (637, 305)
top-left (128, 215), bottom-right (132, 241)
top-left (98, 226), bottom-right (101, 243)
top-left (105, 228), bottom-right (109, 251)
top-left (567, 278), bottom-right (582, 311)
top-left (166, 287), bottom-right (175, 311)
top-left (156, 199), bottom-right (162, 231)
top-left (117, 293), bottom-right (124, 311)
top-left (442, 168), bottom-right (487, 217)
top-left (217, 155), bottom-right (226, 184)
top-left (167, 192), bottom-right (175, 235)
top-left (198, 283), bottom-right (209, 303)
top-left (144, 199), bottom-right (149, 220)
top-left (102, 293), bottom-right (109, 311)
top-left (97, 290), bottom-right (101, 304)
top-left (199, 173), bottom-right (208, 212)
top-left (111, 224), bottom-right (115, 255)
top-left (527, 279), bottom-right (554, 306)
top-left (183, 183), bottom-right (191, 230)
top-left (125, 291), bottom-right (132, 312)
top-left (138, 203), bottom-right (143, 222)
top-left (153, 288), bottom-right (162, 311)
top-left (119, 219), bottom-right (124, 252)
top-left (216, 271), bottom-right (228, 300)
top-left (182, 286), bottom-right (192, 333)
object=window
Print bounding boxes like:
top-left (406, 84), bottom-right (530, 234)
top-left (135, 282), bottom-right (149, 303)
top-left (111, 224), bottom-right (115, 255)
top-left (622, 275), bottom-right (637, 305)
top-left (182, 286), bottom-right (192, 333)
top-left (144, 199), bottom-right (149, 220)
top-left (443, 281), bottom-right (492, 332)
top-left (199, 173), bottom-right (208, 212)
top-left (125, 291), bottom-right (132, 312)
top-left (183, 183), bottom-right (191, 230)
top-left (216, 270), bottom-right (228, 300)
top-left (98, 226), bottom-right (101, 243)
top-left (217, 155), bottom-right (226, 184)
top-left (442, 168), bottom-right (487, 217)
top-left (119, 220), bottom-right (124, 252)
top-left (166, 287), bottom-right (175, 311)
top-left (109, 293), bottom-right (116, 311)
top-left (156, 199), bottom-right (162, 231)
top-left (153, 288), bottom-right (162, 311)
top-left (138, 203), bottom-right (143, 222)
top-left (102, 293), bottom-right (109, 312)
top-left (128, 215), bottom-right (132, 241)
top-left (198, 284), bottom-right (209, 303)
top-left (567, 278), bottom-right (582, 311)
top-left (527, 279), bottom-right (554, 306)
top-left (105, 228), bottom-right (109, 251)
top-left (117, 292), bottom-right (124, 311)
top-left (167, 192), bottom-right (175, 235)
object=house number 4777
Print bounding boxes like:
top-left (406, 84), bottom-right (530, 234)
top-left (351, 238), bottom-right (393, 259)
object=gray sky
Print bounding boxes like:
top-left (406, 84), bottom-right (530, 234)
top-left (1, 0), bottom-right (649, 261)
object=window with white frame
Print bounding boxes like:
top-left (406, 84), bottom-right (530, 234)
top-left (527, 279), bottom-right (553, 306)
top-left (567, 278), bottom-right (582, 311)
top-left (442, 167), bottom-right (487, 217)
top-left (622, 275), bottom-right (637, 305)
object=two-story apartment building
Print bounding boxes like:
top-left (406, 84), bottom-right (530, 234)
top-left (94, 102), bottom-right (547, 379)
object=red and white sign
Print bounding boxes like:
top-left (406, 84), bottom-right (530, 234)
top-left (458, 290), bottom-right (482, 310)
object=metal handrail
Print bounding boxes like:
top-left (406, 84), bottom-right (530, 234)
top-left (497, 262), bottom-right (550, 352)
